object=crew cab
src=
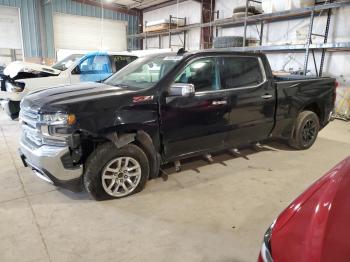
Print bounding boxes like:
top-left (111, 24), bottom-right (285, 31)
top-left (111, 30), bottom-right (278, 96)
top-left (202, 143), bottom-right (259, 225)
top-left (18, 50), bottom-right (336, 200)
top-left (0, 49), bottom-right (168, 119)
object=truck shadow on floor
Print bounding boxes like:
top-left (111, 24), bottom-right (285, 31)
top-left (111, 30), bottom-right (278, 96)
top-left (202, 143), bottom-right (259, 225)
top-left (159, 140), bottom-right (294, 180)
top-left (57, 141), bottom-right (295, 201)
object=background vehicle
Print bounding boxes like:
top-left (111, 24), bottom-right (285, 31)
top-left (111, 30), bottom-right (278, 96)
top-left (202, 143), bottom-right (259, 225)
top-left (0, 50), bottom-right (168, 119)
top-left (258, 156), bottom-right (350, 262)
top-left (18, 50), bottom-right (336, 200)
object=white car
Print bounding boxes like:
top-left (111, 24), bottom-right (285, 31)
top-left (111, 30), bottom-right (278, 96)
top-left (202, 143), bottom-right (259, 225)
top-left (0, 49), bottom-right (169, 119)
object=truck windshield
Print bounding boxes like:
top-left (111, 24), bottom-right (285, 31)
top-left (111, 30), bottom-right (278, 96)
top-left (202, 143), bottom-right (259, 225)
top-left (52, 54), bottom-right (84, 71)
top-left (104, 55), bottom-right (183, 89)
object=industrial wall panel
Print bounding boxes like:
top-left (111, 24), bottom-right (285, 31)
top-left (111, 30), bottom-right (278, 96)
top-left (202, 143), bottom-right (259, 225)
top-left (0, 0), bottom-right (139, 59)
top-left (0, 6), bottom-right (22, 49)
top-left (53, 13), bottom-right (127, 51)
top-left (0, 0), bottom-right (42, 58)
top-left (46, 0), bottom-right (139, 58)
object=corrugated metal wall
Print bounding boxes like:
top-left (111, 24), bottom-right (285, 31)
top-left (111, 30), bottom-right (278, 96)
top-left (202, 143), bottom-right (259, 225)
top-left (0, 0), bottom-right (139, 59)
top-left (0, 0), bottom-right (42, 58)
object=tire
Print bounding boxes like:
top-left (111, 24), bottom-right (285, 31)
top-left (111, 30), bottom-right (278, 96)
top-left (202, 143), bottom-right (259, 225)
top-left (288, 111), bottom-right (320, 150)
top-left (3, 101), bottom-right (20, 120)
top-left (233, 6), bottom-right (262, 15)
top-left (213, 36), bottom-right (244, 48)
top-left (84, 142), bottom-right (150, 200)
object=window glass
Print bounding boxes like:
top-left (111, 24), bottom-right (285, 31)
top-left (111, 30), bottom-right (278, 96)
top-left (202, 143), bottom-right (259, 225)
top-left (52, 54), bottom-right (83, 71)
top-left (174, 58), bottom-right (220, 92)
top-left (220, 57), bottom-right (263, 89)
top-left (105, 55), bottom-right (181, 90)
top-left (77, 55), bottom-right (112, 75)
top-left (112, 55), bottom-right (137, 72)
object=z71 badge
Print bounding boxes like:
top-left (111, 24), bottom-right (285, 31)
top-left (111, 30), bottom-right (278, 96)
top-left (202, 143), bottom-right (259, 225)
top-left (133, 96), bottom-right (154, 103)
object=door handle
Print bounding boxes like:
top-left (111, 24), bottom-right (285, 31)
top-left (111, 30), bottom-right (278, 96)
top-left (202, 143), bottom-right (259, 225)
top-left (261, 94), bottom-right (273, 99)
top-left (212, 100), bottom-right (227, 105)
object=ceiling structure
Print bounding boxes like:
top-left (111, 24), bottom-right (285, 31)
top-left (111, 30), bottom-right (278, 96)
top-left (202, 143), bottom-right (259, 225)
top-left (104, 0), bottom-right (173, 10)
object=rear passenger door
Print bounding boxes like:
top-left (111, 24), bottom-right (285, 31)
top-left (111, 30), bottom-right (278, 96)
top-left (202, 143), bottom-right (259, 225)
top-left (219, 55), bottom-right (275, 147)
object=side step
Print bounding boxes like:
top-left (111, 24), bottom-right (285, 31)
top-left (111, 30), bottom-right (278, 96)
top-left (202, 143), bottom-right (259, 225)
top-left (203, 153), bottom-right (214, 163)
top-left (228, 148), bottom-right (249, 160)
top-left (174, 160), bottom-right (181, 172)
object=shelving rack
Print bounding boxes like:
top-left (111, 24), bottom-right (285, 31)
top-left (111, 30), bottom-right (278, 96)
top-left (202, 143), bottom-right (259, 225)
top-left (128, 0), bottom-right (350, 75)
top-left (144, 15), bottom-right (187, 49)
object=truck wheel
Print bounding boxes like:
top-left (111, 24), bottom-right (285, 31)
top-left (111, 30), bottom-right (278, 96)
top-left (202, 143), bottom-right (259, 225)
top-left (289, 111), bottom-right (320, 150)
top-left (84, 143), bottom-right (149, 200)
top-left (3, 101), bottom-right (20, 120)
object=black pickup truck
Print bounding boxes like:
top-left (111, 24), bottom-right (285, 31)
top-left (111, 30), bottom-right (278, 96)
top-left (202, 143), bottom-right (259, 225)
top-left (19, 50), bottom-right (336, 200)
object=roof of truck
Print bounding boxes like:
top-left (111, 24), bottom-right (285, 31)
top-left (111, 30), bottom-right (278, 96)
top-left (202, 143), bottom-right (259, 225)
top-left (137, 49), bottom-right (264, 60)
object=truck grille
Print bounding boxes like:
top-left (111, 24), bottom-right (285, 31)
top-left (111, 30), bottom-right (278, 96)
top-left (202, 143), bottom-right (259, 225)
top-left (22, 125), bottom-right (42, 148)
top-left (20, 107), bottom-right (42, 148)
top-left (20, 107), bottom-right (39, 129)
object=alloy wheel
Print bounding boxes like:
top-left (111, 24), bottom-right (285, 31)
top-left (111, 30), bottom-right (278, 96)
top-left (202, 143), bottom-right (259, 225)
top-left (301, 119), bottom-right (317, 146)
top-left (101, 157), bottom-right (142, 197)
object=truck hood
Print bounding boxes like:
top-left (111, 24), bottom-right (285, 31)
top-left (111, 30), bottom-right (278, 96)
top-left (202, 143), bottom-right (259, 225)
top-left (21, 82), bottom-right (134, 112)
top-left (4, 61), bottom-right (61, 78)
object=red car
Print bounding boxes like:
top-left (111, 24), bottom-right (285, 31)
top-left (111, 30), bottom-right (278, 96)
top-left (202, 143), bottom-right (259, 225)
top-left (258, 156), bottom-right (350, 262)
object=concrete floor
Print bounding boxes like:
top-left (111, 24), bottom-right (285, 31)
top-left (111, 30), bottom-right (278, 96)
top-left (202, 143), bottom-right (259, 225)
top-left (0, 110), bottom-right (349, 262)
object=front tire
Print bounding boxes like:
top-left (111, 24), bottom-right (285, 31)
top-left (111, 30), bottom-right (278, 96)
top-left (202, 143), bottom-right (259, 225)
top-left (84, 143), bottom-right (149, 200)
top-left (289, 111), bottom-right (320, 150)
top-left (3, 101), bottom-right (20, 120)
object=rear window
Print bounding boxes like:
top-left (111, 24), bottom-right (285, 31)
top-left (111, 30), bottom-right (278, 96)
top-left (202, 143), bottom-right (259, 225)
top-left (220, 56), bottom-right (264, 89)
top-left (111, 55), bottom-right (138, 72)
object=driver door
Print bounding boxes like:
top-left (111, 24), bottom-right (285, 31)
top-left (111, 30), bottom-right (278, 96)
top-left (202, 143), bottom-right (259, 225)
top-left (160, 57), bottom-right (231, 160)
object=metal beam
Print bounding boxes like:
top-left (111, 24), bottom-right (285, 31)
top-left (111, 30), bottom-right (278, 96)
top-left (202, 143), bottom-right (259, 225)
top-left (138, 0), bottom-right (188, 12)
top-left (72, 0), bottom-right (139, 16)
top-left (216, 42), bottom-right (350, 52)
top-left (201, 0), bottom-right (215, 49)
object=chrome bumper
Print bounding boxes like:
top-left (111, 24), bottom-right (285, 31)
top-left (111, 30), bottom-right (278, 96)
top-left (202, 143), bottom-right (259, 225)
top-left (19, 141), bottom-right (83, 184)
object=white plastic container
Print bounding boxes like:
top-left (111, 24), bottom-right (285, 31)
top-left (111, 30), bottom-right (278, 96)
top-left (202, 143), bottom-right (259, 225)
top-left (262, 0), bottom-right (273, 13)
top-left (263, 0), bottom-right (315, 13)
top-left (291, 0), bottom-right (315, 9)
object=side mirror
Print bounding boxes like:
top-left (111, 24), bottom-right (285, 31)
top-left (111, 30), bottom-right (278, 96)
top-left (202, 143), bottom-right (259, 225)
top-left (169, 83), bottom-right (195, 97)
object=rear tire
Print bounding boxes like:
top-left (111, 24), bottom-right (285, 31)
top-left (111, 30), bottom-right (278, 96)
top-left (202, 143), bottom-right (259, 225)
top-left (84, 142), bottom-right (149, 200)
top-left (288, 111), bottom-right (320, 150)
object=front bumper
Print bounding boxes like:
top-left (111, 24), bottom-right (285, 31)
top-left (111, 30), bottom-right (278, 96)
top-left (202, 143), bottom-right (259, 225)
top-left (19, 141), bottom-right (84, 192)
top-left (0, 90), bottom-right (23, 101)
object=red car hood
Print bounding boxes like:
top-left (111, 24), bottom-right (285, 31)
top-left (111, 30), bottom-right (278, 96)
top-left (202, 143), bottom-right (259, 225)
top-left (271, 156), bottom-right (350, 262)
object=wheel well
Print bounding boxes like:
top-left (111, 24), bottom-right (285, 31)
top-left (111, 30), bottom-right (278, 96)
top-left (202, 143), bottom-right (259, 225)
top-left (80, 130), bottom-right (160, 179)
top-left (303, 103), bottom-right (323, 123)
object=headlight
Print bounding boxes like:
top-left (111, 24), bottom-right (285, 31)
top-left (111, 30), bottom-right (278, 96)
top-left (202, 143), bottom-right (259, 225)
top-left (39, 113), bottom-right (76, 146)
top-left (5, 81), bottom-right (24, 93)
top-left (260, 222), bottom-right (275, 262)
top-left (41, 113), bottom-right (76, 125)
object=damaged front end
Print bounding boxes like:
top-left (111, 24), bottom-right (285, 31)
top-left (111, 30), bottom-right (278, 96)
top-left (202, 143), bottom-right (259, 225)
top-left (3, 61), bottom-right (61, 79)
top-left (0, 61), bottom-right (61, 118)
